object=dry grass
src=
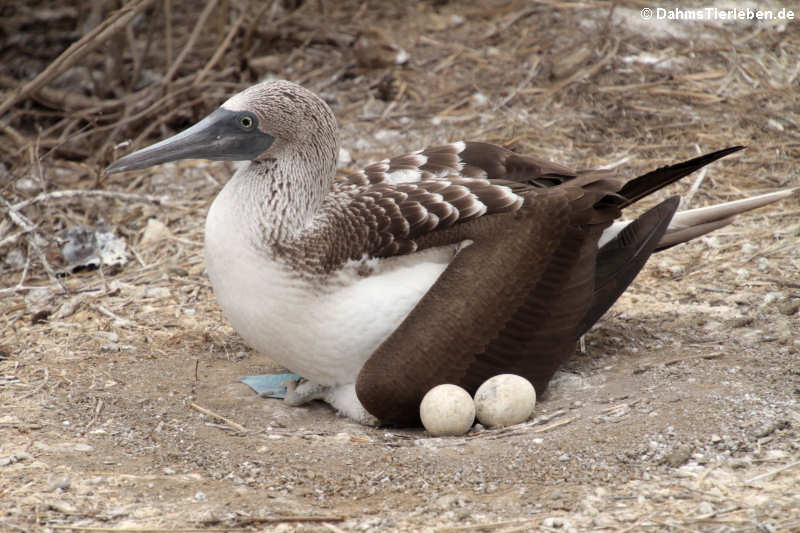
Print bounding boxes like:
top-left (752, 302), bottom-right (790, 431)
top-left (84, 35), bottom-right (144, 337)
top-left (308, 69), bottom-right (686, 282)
top-left (1, 0), bottom-right (799, 531)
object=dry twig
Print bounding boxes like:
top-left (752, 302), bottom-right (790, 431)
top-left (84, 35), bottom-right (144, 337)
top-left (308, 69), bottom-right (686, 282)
top-left (745, 460), bottom-right (800, 484)
top-left (163, 0), bottom-right (218, 85)
top-left (188, 402), bottom-right (248, 433)
top-left (0, 0), bottom-right (155, 117)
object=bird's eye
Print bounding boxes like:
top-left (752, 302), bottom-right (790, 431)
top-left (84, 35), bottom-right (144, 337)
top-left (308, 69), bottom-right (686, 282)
top-left (239, 115), bottom-right (254, 129)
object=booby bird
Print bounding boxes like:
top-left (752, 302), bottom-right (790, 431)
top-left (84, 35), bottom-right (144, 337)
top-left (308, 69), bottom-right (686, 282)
top-left (107, 80), bottom-right (795, 426)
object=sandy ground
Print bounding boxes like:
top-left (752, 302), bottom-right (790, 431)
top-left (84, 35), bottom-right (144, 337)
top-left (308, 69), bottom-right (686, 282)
top-left (2, 1), bottom-right (799, 532)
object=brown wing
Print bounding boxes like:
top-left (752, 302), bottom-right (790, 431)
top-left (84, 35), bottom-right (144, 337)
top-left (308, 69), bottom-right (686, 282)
top-left (367, 177), bottom-right (526, 256)
top-left (458, 141), bottom-right (577, 186)
top-left (356, 178), bottom-right (621, 425)
top-left (342, 141), bottom-right (576, 187)
top-left (285, 176), bottom-right (528, 274)
top-left (353, 148), bottom-right (744, 425)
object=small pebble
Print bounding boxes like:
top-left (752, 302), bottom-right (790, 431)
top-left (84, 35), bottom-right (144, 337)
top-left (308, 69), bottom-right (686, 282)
top-left (139, 218), bottom-right (171, 247)
top-left (470, 92), bottom-right (488, 107)
top-left (543, 517), bottom-right (568, 528)
top-left (47, 500), bottom-right (77, 514)
top-left (663, 446), bottom-right (692, 467)
top-left (698, 501), bottom-right (714, 515)
top-left (15, 177), bottom-right (42, 192)
top-left (3, 249), bottom-right (25, 270)
top-left (46, 476), bottom-right (71, 492)
top-left (0, 452), bottom-right (33, 467)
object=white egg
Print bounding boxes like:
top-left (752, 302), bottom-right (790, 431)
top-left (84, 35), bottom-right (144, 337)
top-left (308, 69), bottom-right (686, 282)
top-left (419, 384), bottom-right (475, 436)
top-left (474, 374), bottom-right (536, 427)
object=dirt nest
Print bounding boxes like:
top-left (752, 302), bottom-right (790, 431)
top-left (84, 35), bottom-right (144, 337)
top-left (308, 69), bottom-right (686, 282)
top-left (1, 1), bottom-right (798, 531)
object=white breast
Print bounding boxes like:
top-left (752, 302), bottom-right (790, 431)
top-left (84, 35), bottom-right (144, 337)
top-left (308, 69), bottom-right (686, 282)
top-left (204, 188), bottom-right (458, 386)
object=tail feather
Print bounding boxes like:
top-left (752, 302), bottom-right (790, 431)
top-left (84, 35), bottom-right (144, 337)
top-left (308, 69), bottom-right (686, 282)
top-left (657, 188), bottom-right (798, 250)
top-left (658, 218), bottom-right (734, 251)
top-left (579, 197), bottom-right (680, 337)
top-left (618, 146), bottom-right (745, 207)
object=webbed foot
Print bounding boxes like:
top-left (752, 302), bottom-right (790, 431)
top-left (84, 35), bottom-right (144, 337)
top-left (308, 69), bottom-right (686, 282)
top-left (283, 380), bottom-right (379, 426)
top-left (283, 378), bottom-right (330, 406)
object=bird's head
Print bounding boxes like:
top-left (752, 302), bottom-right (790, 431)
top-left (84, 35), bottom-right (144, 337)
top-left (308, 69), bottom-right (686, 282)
top-left (106, 80), bottom-right (338, 174)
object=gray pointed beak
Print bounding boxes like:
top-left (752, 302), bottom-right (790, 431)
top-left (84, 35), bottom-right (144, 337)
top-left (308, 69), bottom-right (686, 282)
top-left (106, 108), bottom-right (274, 174)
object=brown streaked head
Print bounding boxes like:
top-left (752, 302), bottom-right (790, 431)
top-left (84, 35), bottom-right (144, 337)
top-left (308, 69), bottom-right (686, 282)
top-left (106, 80), bottom-right (338, 175)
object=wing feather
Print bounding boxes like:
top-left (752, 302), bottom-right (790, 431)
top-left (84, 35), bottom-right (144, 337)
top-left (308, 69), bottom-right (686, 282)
top-left (342, 140), bottom-right (578, 187)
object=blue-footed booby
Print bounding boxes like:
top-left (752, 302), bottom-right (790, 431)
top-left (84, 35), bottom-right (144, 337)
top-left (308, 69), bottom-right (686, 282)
top-left (107, 80), bottom-right (796, 426)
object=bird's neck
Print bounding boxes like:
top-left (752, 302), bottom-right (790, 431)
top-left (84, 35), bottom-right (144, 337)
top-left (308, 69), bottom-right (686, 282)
top-left (224, 152), bottom-right (334, 248)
